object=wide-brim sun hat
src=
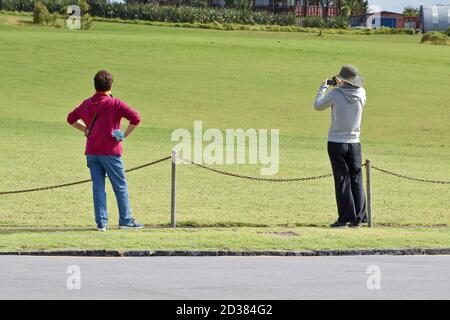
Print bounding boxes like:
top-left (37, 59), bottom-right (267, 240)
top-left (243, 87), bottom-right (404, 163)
top-left (336, 64), bottom-right (365, 87)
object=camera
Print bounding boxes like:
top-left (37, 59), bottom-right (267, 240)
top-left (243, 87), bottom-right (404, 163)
top-left (327, 77), bottom-right (337, 86)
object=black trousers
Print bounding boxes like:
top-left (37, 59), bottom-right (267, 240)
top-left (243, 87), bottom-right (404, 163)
top-left (327, 142), bottom-right (366, 224)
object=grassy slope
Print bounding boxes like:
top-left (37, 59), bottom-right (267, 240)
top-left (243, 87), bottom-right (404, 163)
top-left (0, 15), bottom-right (449, 250)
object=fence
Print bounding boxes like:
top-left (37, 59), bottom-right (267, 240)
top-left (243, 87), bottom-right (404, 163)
top-left (1, 150), bottom-right (449, 228)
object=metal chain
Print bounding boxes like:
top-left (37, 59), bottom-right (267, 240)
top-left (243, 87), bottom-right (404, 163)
top-left (176, 155), bottom-right (333, 182)
top-left (0, 156), bottom-right (171, 196)
top-left (124, 156), bottom-right (171, 173)
top-left (371, 165), bottom-right (450, 185)
top-left (2, 154), bottom-right (447, 196)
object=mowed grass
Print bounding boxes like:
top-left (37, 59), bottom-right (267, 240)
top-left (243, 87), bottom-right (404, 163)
top-left (0, 14), bottom-right (449, 251)
top-left (0, 227), bottom-right (449, 252)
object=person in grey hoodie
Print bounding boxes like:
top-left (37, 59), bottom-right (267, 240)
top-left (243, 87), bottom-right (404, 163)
top-left (314, 65), bottom-right (367, 228)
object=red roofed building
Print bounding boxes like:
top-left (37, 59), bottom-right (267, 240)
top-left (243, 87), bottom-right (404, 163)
top-left (239, 0), bottom-right (341, 17)
top-left (378, 11), bottom-right (405, 28)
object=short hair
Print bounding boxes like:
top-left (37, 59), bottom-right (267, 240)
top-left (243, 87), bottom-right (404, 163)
top-left (94, 70), bottom-right (113, 92)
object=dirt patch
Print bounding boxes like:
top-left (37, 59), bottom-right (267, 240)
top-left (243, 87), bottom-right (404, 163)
top-left (4, 17), bottom-right (33, 26)
top-left (5, 17), bottom-right (19, 25)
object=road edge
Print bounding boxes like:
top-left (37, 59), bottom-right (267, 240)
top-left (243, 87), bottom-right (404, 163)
top-left (0, 248), bottom-right (449, 257)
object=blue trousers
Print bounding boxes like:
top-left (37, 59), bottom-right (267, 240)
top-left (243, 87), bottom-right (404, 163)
top-left (86, 155), bottom-right (133, 226)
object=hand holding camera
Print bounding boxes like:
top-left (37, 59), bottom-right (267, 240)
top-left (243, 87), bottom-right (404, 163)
top-left (327, 77), bottom-right (337, 86)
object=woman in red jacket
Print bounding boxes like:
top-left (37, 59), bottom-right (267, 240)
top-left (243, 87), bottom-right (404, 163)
top-left (67, 70), bottom-right (144, 231)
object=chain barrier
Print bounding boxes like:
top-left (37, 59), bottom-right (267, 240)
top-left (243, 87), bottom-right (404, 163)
top-left (178, 156), bottom-right (449, 185)
top-left (176, 155), bottom-right (334, 182)
top-left (1, 155), bottom-right (448, 196)
top-left (0, 156), bottom-right (171, 196)
top-left (371, 165), bottom-right (450, 185)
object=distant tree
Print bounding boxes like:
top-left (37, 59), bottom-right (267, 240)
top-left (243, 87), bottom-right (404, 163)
top-left (78, 0), bottom-right (89, 14)
top-left (339, 0), bottom-right (368, 16)
top-left (340, 5), bottom-right (351, 17)
top-left (403, 6), bottom-right (419, 17)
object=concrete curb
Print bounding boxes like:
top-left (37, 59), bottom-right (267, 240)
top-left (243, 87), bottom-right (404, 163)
top-left (0, 248), bottom-right (449, 257)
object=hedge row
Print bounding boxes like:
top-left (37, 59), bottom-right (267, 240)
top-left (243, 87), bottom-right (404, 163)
top-left (93, 16), bottom-right (418, 35)
top-left (0, 0), bottom-right (351, 28)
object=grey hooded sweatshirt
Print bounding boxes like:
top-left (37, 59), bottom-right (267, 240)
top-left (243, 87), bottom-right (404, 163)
top-left (314, 84), bottom-right (366, 143)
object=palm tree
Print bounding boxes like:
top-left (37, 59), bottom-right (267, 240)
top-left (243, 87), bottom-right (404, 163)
top-left (403, 6), bottom-right (419, 17)
top-left (339, 0), bottom-right (367, 17)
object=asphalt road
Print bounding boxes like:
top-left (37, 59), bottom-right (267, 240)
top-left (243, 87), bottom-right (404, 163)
top-left (0, 255), bottom-right (449, 300)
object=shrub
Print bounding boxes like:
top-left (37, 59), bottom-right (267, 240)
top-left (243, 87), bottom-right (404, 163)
top-left (421, 31), bottom-right (448, 45)
top-left (300, 16), bottom-right (350, 29)
top-left (301, 16), bottom-right (324, 28)
top-left (273, 12), bottom-right (298, 26)
top-left (47, 12), bottom-right (57, 25)
top-left (376, 26), bottom-right (392, 34)
top-left (32, 1), bottom-right (61, 27)
top-left (33, 0), bottom-right (49, 24)
top-left (402, 28), bottom-right (415, 35)
top-left (325, 16), bottom-right (349, 29)
top-left (446, 27), bottom-right (450, 37)
top-left (81, 12), bottom-right (92, 29)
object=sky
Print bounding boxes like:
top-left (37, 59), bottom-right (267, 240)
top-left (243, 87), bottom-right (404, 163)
top-left (110, 1), bottom-right (449, 14)
top-left (369, 0), bottom-right (448, 13)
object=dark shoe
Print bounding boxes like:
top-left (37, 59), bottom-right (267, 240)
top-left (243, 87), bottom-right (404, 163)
top-left (97, 224), bottom-right (107, 232)
top-left (329, 221), bottom-right (348, 228)
top-left (119, 219), bottom-right (144, 230)
top-left (348, 221), bottom-right (361, 228)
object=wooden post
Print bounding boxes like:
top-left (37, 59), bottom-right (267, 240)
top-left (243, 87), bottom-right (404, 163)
top-left (365, 159), bottom-right (373, 228)
top-left (171, 150), bottom-right (177, 228)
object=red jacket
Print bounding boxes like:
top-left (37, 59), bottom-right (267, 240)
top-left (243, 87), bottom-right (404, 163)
top-left (67, 93), bottom-right (141, 156)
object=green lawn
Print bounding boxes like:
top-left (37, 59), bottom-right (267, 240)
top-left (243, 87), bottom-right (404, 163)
top-left (0, 14), bottom-right (449, 251)
top-left (0, 227), bottom-right (449, 252)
